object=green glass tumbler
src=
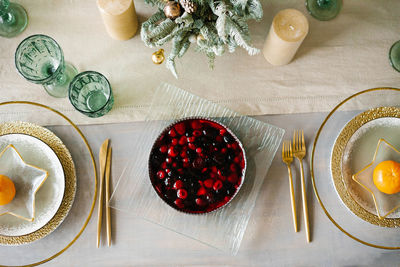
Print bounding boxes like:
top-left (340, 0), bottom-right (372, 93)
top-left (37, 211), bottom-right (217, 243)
top-left (306, 0), bottom-right (342, 21)
top-left (0, 0), bottom-right (27, 37)
top-left (15, 34), bottom-right (78, 98)
top-left (389, 40), bottom-right (400, 73)
top-left (69, 71), bottom-right (114, 118)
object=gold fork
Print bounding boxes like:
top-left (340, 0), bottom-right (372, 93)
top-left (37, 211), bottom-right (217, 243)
top-left (293, 130), bottom-right (310, 243)
top-left (282, 140), bottom-right (298, 232)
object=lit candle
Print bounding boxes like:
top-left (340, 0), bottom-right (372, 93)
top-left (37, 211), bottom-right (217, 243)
top-left (97, 0), bottom-right (138, 41)
top-left (262, 9), bottom-right (309, 66)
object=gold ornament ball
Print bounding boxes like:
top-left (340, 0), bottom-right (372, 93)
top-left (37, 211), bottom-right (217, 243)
top-left (197, 34), bottom-right (205, 41)
top-left (152, 49), bottom-right (165, 64)
top-left (163, 1), bottom-right (181, 19)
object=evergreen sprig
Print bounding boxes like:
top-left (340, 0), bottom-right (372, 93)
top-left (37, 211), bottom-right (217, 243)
top-left (141, 0), bottom-right (263, 77)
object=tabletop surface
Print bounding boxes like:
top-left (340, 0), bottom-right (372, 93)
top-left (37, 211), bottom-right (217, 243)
top-left (33, 112), bottom-right (400, 267)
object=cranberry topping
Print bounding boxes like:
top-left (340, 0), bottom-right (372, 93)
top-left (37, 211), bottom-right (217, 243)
top-left (149, 118), bottom-right (245, 214)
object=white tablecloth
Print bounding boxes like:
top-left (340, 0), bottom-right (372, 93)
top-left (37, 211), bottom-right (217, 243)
top-left (1, 0), bottom-right (399, 125)
top-left (2, 113), bottom-right (397, 266)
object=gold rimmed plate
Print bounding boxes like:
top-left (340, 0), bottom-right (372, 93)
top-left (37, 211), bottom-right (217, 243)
top-left (311, 87), bottom-right (400, 250)
top-left (0, 101), bottom-right (97, 267)
top-left (0, 122), bottom-right (75, 244)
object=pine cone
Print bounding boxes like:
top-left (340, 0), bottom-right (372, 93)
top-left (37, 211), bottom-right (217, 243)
top-left (179, 0), bottom-right (197, 14)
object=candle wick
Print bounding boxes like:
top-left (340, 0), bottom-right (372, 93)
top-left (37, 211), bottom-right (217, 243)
top-left (289, 25), bottom-right (295, 31)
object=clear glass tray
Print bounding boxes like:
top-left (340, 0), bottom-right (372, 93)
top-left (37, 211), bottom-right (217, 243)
top-left (109, 83), bottom-right (284, 254)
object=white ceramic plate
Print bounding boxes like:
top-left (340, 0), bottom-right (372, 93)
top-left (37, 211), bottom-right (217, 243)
top-left (0, 134), bottom-right (65, 236)
top-left (341, 117), bottom-right (400, 218)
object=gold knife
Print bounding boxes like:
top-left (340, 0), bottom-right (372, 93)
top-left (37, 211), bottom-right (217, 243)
top-left (97, 139), bottom-right (109, 248)
top-left (105, 147), bottom-right (112, 247)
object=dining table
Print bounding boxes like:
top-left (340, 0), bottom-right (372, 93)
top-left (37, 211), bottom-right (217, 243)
top-left (1, 0), bottom-right (400, 266)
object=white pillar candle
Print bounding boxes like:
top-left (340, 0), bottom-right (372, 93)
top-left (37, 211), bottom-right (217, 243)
top-left (262, 9), bottom-right (309, 66)
top-left (97, 0), bottom-right (139, 41)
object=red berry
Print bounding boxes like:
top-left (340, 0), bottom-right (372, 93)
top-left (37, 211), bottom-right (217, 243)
top-left (227, 144), bottom-right (232, 149)
top-left (210, 173), bottom-right (216, 179)
top-left (204, 179), bottom-right (214, 188)
top-left (187, 137), bottom-right (195, 143)
top-left (172, 138), bottom-right (178, 145)
top-left (165, 168), bottom-right (171, 174)
top-left (188, 143), bottom-right (196, 150)
top-left (179, 136), bottom-right (187, 145)
top-left (174, 123), bottom-right (186, 135)
top-left (177, 189), bottom-right (187, 199)
top-left (160, 145), bottom-right (168, 153)
top-left (213, 180), bottom-right (223, 191)
top-left (211, 166), bottom-right (218, 173)
top-left (173, 180), bottom-right (183, 189)
top-left (231, 143), bottom-right (238, 150)
top-left (196, 147), bottom-right (202, 154)
top-left (196, 198), bottom-right (206, 206)
top-left (224, 196), bottom-right (230, 203)
top-left (161, 162), bottom-right (167, 169)
top-left (172, 162), bottom-right (178, 168)
top-left (180, 150), bottom-right (188, 158)
top-left (220, 129), bottom-right (226, 135)
top-left (193, 130), bottom-right (202, 137)
top-left (230, 163), bottom-right (237, 172)
top-left (201, 167), bottom-right (208, 173)
top-left (168, 147), bottom-right (178, 157)
top-left (177, 168), bottom-right (183, 174)
top-left (221, 148), bottom-right (227, 154)
top-left (234, 156), bottom-right (240, 164)
top-left (174, 198), bottom-right (184, 208)
top-left (197, 187), bottom-right (207, 195)
top-left (157, 170), bottom-right (166, 179)
top-left (166, 157), bottom-right (173, 164)
top-left (240, 160), bottom-right (245, 169)
top-left (228, 173), bottom-right (238, 183)
top-left (217, 169), bottom-right (222, 176)
top-left (169, 128), bottom-right (177, 137)
top-left (191, 120), bottom-right (202, 129)
top-left (182, 157), bottom-right (189, 163)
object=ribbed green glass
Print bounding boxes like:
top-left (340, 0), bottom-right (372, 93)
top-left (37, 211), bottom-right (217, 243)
top-left (68, 71), bottom-right (114, 118)
top-left (15, 34), bottom-right (78, 98)
top-left (0, 0), bottom-right (27, 38)
top-left (389, 40), bottom-right (400, 72)
top-left (306, 0), bottom-right (342, 21)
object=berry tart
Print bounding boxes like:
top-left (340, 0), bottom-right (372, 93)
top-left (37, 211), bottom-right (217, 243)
top-left (148, 118), bottom-right (246, 214)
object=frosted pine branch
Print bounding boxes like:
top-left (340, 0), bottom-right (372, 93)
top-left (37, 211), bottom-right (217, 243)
top-left (141, 0), bottom-right (263, 77)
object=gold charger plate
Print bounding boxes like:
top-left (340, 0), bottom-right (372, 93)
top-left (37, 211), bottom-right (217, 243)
top-left (311, 87), bottom-right (400, 250)
top-left (331, 107), bottom-right (400, 227)
top-left (0, 101), bottom-right (97, 266)
top-left (0, 121), bottom-right (76, 245)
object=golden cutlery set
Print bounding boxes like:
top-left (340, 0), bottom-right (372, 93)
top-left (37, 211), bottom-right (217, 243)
top-left (282, 130), bottom-right (310, 242)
